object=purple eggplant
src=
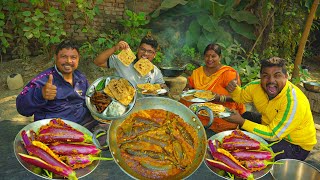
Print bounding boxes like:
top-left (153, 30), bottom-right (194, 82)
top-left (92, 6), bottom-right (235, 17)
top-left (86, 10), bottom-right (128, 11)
top-left (37, 126), bottom-right (92, 143)
top-left (62, 154), bottom-right (113, 169)
top-left (242, 159), bottom-right (283, 172)
top-left (206, 158), bottom-right (253, 180)
top-left (231, 150), bottom-right (284, 161)
top-left (208, 139), bottom-right (253, 179)
top-left (19, 153), bottom-right (77, 180)
top-left (49, 143), bottom-right (101, 155)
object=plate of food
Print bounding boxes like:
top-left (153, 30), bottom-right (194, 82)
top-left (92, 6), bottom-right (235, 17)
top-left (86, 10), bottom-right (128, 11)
top-left (189, 102), bottom-right (232, 118)
top-left (14, 118), bottom-right (112, 180)
top-left (204, 130), bottom-right (278, 180)
top-left (181, 89), bottom-right (215, 102)
top-left (137, 83), bottom-right (167, 96)
top-left (86, 76), bottom-right (137, 122)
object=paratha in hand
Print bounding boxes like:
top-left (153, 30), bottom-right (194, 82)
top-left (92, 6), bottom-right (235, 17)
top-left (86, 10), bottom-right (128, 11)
top-left (134, 58), bottom-right (154, 77)
top-left (118, 48), bottom-right (136, 66)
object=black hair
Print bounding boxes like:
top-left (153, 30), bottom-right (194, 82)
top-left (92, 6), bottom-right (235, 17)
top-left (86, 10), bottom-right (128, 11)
top-left (260, 57), bottom-right (287, 74)
top-left (139, 35), bottom-right (158, 50)
top-left (55, 39), bottom-right (80, 55)
top-left (203, 43), bottom-right (222, 56)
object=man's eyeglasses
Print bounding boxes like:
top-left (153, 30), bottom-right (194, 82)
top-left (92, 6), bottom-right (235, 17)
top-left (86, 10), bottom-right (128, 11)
top-left (139, 47), bottom-right (155, 55)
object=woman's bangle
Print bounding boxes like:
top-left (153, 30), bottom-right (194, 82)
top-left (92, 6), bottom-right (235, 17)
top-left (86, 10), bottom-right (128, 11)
top-left (219, 95), bottom-right (226, 103)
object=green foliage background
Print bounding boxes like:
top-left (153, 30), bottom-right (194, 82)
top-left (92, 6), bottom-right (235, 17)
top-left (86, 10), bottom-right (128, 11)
top-left (0, 0), bottom-right (319, 85)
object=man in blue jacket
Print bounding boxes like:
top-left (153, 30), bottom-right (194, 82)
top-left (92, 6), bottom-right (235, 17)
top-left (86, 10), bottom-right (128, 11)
top-left (16, 40), bottom-right (97, 129)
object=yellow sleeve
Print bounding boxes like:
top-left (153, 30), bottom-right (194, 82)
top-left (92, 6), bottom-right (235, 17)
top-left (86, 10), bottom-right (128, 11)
top-left (230, 82), bottom-right (258, 103)
top-left (242, 87), bottom-right (308, 141)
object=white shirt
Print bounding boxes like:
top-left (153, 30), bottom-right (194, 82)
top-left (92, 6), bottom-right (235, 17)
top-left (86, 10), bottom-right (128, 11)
top-left (108, 54), bottom-right (165, 87)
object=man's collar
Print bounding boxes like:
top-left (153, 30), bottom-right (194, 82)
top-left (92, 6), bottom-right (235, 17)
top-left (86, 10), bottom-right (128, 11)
top-left (54, 65), bottom-right (64, 78)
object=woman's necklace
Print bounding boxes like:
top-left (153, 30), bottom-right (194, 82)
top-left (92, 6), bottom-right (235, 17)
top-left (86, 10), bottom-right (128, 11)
top-left (204, 65), bottom-right (222, 77)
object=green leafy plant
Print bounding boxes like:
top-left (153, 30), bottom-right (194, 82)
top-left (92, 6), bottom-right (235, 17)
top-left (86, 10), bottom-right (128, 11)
top-left (22, 7), bottom-right (66, 55)
top-left (0, 0), bottom-right (103, 60)
top-left (232, 52), bottom-right (261, 86)
top-left (0, 12), bottom-right (12, 55)
top-left (152, 0), bottom-right (259, 52)
top-left (73, 0), bottom-right (102, 38)
top-left (118, 9), bottom-right (151, 47)
top-left (291, 65), bottom-right (311, 85)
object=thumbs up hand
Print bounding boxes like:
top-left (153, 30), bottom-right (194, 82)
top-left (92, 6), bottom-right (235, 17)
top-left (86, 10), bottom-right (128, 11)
top-left (226, 73), bottom-right (239, 93)
top-left (42, 74), bottom-right (57, 100)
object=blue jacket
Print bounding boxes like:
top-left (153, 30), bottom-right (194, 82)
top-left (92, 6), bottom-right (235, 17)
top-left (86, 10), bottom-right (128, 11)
top-left (16, 67), bottom-right (90, 124)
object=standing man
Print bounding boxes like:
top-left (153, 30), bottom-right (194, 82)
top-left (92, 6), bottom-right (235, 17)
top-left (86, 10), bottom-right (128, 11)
top-left (16, 40), bottom-right (96, 129)
top-left (224, 57), bottom-right (317, 161)
top-left (94, 35), bottom-right (168, 89)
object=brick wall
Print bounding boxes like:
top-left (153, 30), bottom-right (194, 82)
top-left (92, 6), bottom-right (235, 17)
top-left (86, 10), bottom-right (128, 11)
top-left (66, 0), bottom-right (162, 41)
top-left (125, 0), bottom-right (162, 14)
top-left (65, 0), bottom-right (127, 41)
top-left (2, 0), bottom-right (162, 60)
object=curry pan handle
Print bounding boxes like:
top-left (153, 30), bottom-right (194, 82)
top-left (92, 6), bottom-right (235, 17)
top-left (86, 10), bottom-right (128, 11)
top-left (92, 128), bottom-right (109, 150)
top-left (195, 106), bottom-right (214, 129)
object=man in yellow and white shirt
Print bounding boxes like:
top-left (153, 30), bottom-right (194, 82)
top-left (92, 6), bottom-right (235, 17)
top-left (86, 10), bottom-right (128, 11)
top-left (225, 57), bottom-right (317, 160)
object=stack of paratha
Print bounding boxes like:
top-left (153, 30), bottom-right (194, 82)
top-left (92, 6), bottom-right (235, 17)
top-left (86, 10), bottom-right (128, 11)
top-left (194, 90), bottom-right (215, 100)
top-left (104, 78), bottom-right (135, 106)
top-left (198, 102), bottom-right (226, 116)
top-left (137, 83), bottom-right (161, 94)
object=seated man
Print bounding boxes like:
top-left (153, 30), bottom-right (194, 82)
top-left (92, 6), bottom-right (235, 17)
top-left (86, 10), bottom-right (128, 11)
top-left (224, 57), bottom-right (317, 161)
top-left (94, 35), bottom-right (168, 90)
top-left (16, 40), bottom-right (97, 129)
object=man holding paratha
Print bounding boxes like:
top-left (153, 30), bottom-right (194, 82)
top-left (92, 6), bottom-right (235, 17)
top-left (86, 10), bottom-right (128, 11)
top-left (94, 35), bottom-right (168, 91)
top-left (224, 57), bottom-right (317, 161)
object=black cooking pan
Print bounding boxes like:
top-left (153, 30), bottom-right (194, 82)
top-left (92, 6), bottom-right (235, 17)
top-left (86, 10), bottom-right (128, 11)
top-left (160, 66), bottom-right (185, 77)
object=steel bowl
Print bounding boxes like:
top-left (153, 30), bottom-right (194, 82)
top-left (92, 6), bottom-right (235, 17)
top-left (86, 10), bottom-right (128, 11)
top-left (160, 67), bottom-right (184, 77)
top-left (303, 81), bottom-right (320, 93)
top-left (204, 130), bottom-right (272, 179)
top-left (107, 97), bottom-right (207, 180)
top-left (270, 159), bottom-right (320, 180)
top-left (85, 76), bottom-right (137, 122)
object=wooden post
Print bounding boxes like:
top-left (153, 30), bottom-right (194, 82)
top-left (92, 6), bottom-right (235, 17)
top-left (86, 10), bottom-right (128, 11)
top-left (291, 0), bottom-right (319, 82)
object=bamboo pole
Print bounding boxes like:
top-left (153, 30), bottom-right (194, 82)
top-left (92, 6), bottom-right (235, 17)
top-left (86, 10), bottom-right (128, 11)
top-left (291, 0), bottom-right (319, 82)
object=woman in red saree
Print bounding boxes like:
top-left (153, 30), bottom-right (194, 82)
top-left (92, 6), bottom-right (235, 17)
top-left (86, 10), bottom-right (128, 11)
top-left (181, 43), bottom-right (245, 133)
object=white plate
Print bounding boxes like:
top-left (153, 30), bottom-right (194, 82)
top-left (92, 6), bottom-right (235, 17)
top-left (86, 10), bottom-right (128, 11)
top-left (181, 90), bottom-right (215, 102)
top-left (14, 119), bottom-right (99, 179)
top-left (141, 88), bottom-right (167, 96)
top-left (205, 130), bottom-right (272, 180)
top-left (189, 103), bottom-right (232, 118)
